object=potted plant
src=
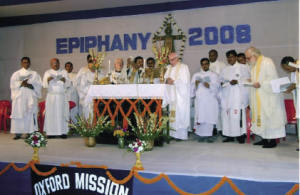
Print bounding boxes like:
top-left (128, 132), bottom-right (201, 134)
top-left (127, 113), bottom-right (169, 151)
top-left (113, 126), bottom-right (129, 148)
top-left (69, 115), bottom-right (111, 147)
top-left (25, 131), bottom-right (47, 162)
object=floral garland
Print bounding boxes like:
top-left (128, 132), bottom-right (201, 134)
top-left (152, 13), bottom-right (186, 60)
top-left (25, 131), bottom-right (47, 148)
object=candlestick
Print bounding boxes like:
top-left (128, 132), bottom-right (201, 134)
top-left (108, 60), bottom-right (111, 73)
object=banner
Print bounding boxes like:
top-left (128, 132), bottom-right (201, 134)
top-left (31, 164), bottom-right (133, 195)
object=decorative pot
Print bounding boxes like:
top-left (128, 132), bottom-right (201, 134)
top-left (144, 140), bottom-right (154, 151)
top-left (32, 147), bottom-right (39, 162)
top-left (118, 137), bottom-right (125, 148)
top-left (85, 137), bottom-right (96, 147)
top-left (134, 152), bottom-right (144, 170)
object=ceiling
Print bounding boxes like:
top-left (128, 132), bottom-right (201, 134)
top-left (0, 0), bottom-right (186, 17)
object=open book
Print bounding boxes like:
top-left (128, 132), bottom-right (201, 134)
top-left (19, 74), bottom-right (32, 81)
top-left (270, 77), bottom-right (291, 93)
top-left (195, 76), bottom-right (211, 83)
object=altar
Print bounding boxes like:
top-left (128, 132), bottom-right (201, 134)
top-left (85, 84), bottom-right (170, 129)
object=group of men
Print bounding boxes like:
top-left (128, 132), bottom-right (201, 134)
top-left (9, 46), bottom-right (298, 149)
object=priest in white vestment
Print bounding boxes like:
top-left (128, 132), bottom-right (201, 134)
top-left (78, 60), bottom-right (105, 119)
top-left (191, 58), bottom-right (219, 142)
top-left (63, 62), bottom-right (79, 123)
top-left (163, 53), bottom-right (190, 140)
top-left (127, 56), bottom-right (144, 84)
top-left (109, 58), bottom-right (128, 84)
top-left (245, 47), bottom-right (286, 148)
top-left (10, 57), bottom-right (42, 140)
top-left (220, 50), bottom-right (250, 143)
top-left (43, 58), bottom-right (70, 138)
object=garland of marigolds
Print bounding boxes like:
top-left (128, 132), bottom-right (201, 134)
top-left (152, 13), bottom-right (186, 60)
top-left (0, 161), bottom-right (299, 195)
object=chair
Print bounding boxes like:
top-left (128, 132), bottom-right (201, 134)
top-left (0, 100), bottom-right (11, 132)
top-left (38, 101), bottom-right (76, 132)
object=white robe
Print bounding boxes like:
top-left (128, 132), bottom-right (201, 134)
top-left (10, 68), bottom-right (42, 134)
top-left (191, 70), bottom-right (219, 136)
top-left (290, 72), bottom-right (299, 119)
top-left (43, 69), bottom-right (70, 135)
top-left (109, 70), bottom-right (128, 84)
top-left (220, 63), bottom-right (250, 137)
top-left (78, 70), bottom-right (104, 119)
top-left (127, 68), bottom-right (144, 84)
top-left (250, 56), bottom-right (286, 139)
top-left (163, 63), bottom-right (190, 140)
top-left (75, 66), bottom-right (89, 115)
top-left (63, 71), bottom-right (79, 123)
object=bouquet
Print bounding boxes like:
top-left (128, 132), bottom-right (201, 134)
top-left (25, 131), bottom-right (47, 148)
top-left (113, 126), bottom-right (129, 138)
top-left (128, 139), bottom-right (146, 153)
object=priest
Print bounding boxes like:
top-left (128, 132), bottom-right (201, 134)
top-left (191, 58), bottom-right (219, 142)
top-left (43, 58), bottom-right (70, 138)
top-left (128, 56), bottom-right (144, 84)
top-left (163, 52), bottom-right (190, 140)
top-left (10, 57), bottom-right (42, 140)
top-left (220, 50), bottom-right (250, 143)
top-left (245, 46), bottom-right (286, 148)
top-left (109, 58), bottom-right (128, 84)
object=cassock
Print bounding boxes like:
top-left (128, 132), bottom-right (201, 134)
top-left (63, 70), bottom-right (79, 123)
top-left (78, 70), bottom-right (104, 119)
top-left (220, 62), bottom-right (250, 137)
top-left (191, 70), bottom-right (219, 136)
top-left (250, 56), bottom-right (286, 139)
top-left (290, 71), bottom-right (299, 119)
top-left (43, 69), bottom-right (70, 136)
top-left (10, 68), bottom-right (42, 134)
top-left (163, 62), bottom-right (190, 140)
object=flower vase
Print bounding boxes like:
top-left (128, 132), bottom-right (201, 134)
top-left (118, 137), bottom-right (125, 149)
top-left (85, 137), bottom-right (96, 147)
top-left (93, 69), bottom-right (99, 84)
top-left (134, 152), bottom-right (144, 170)
top-left (159, 67), bottom-right (165, 83)
top-left (32, 147), bottom-right (39, 162)
top-left (144, 140), bottom-right (154, 151)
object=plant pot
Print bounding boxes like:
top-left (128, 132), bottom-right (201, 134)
top-left (84, 137), bottom-right (96, 147)
top-left (118, 137), bottom-right (125, 148)
top-left (144, 140), bottom-right (154, 151)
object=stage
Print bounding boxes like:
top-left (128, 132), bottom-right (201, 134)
top-left (0, 132), bottom-right (299, 194)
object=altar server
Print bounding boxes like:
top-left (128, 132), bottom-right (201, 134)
top-left (10, 57), bottom-right (42, 139)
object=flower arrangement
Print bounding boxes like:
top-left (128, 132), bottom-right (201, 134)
top-left (69, 115), bottom-right (111, 137)
top-left (128, 139), bottom-right (146, 153)
top-left (89, 48), bottom-right (106, 71)
top-left (113, 126), bottom-right (129, 138)
top-left (152, 45), bottom-right (170, 68)
top-left (127, 113), bottom-right (169, 141)
top-left (25, 131), bottom-right (47, 148)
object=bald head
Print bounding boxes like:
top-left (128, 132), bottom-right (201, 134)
top-left (114, 58), bottom-right (124, 72)
top-left (168, 52), bottom-right (179, 66)
top-left (50, 58), bottom-right (60, 70)
top-left (245, 46), bottom-right (262, 66)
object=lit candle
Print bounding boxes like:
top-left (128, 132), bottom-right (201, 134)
top-left (108, 60), bottom-right (111, 73)
top-left (143, 58), bottom-right (146, 70)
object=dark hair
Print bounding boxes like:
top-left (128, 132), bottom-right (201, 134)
top-left (147, 57), bottom-right (155, 63)
top-left (209, 49), bottom-right (218, 55)
top-left (200, 58), bottom-right (210, 65)
top-left (87, 54), bottom-right (92, 61)
top-left (21, 57), bottom-right (30, 63)
top-left (281, 56), bottom-right (295, 65)
top-left (226, 50), bottom-right (237, 57)
top-left (134, 56), bottom-right (143, 63)
top-left (237, 53), bottom-right (246, 58)
top-left (65, 61), bottom-right (73, 67)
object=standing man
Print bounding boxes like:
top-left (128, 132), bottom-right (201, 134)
top-left (191, 58), bottom-right (219, 142)
top-left (164, 53), bottom-right (190, 140)
top-left (220, 50), bottom-right (250, 143)
top-left (10, 57), bottom-right (42, 140)
top-left (245, 47), bottom-right (286, 148)
top-left (109, 58), bottom-right (128, 84)
top-left (43, 58), bottom-right (70, 138)
top-left (64, 61), bottom-right (79, 123)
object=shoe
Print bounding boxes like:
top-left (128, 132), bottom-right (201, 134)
top-left (223, 137), bottom-right (234, 142)
top-left (206, 137), bottom-right (214, 143)
top-left (253, 139), bottom-right (267, 145)
top-left (47, 135), bottom-right (56, 139)
top-left (263, 139), bottom-right (277, 148)
top-left (60, 134), bottom-right (67, 139)
top-left (13, 135), bottom-right (21, 140)
top-left (237, 135), bottom-right (246, 144)
top-left (213, 128), bottom-right (218, 136)
top-left (198, 137), bottom-right (206, 142)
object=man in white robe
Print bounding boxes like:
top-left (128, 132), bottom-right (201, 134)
top-left (191, 58), bottom-right (219, 142)
top-left (163, 53), bottom-right (190, 140)
top-left (43, 58), bottom-right (70, 138)
top-left (220, 50), bottom-right (250, 143)
top-left (78, 60), bottom-right (105, 119)
top-left (208, 49), bottom-right (227, 134)
top-left (127, 56), bottom-right (144, 84)
top-left (109, 58), bottom-right (128, 84)
top-left (245, 47), bottom-right (286, 148)
top-left (10, 57), bottom-right (42, 140)
top-left (63, 61), bottom-right (79, 123)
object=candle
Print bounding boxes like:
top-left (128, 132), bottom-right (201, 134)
top-left (108, 60), bottom-right (111, 73)
top-left (143, 58), bottom-right (146, 70)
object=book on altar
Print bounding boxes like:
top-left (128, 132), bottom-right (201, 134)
top-left (270, 77), bottom-right (291, 93)
top-left (19, 74), bottom-right (32, 81)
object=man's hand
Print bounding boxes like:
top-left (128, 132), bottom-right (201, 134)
top-left (230, 79), bottom-right (238, 85)
top-left (166, 78), bottom-right (174, 85)
top-left (20, 79), bottom-right (28, 87)
top-left (204, 82), bottom-right (210, 88)
top-left (253, 82), bottom-right (261, 88)
top-left (60, 77), bottom-right (66, 83)
top-left (195, 80), bottom-right (200, 88)
top-left (47, 77), bottom-right (54, 83)
top-left (284, 83), bottom-right (296, 94)
top-left (26, 84), bottom-right (34, 90)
